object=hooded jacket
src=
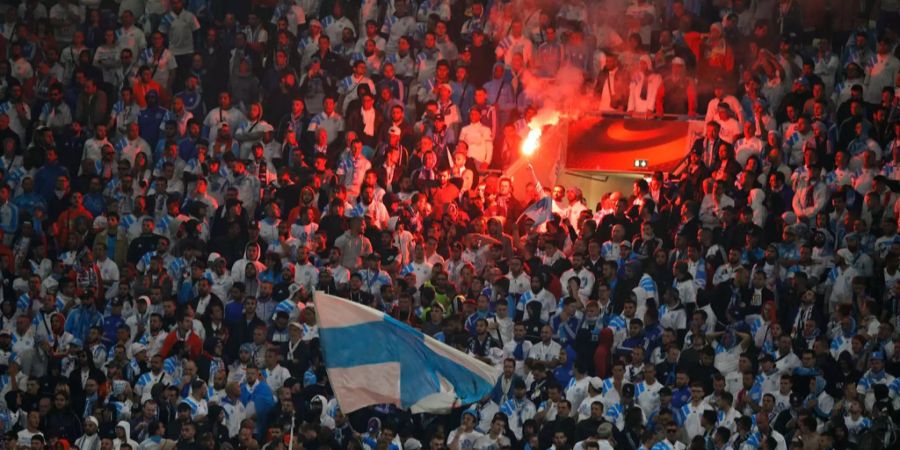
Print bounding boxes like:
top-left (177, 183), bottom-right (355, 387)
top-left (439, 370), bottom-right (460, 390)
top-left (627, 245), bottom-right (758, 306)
top-left (113, 421), bottom-right (140, 450)
top-left (308, 395), bottom-right (336, 429)
top-left (230, 243), bottom-right (267, 284)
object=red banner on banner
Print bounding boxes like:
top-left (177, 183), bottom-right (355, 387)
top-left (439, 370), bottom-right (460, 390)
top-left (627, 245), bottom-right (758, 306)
top-left (565, 117), bottom-right (704, 173)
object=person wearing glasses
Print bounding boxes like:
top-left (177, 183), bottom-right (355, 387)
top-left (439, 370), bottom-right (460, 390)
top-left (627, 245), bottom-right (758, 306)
top-left (659, 423), bottom-right (687, 450)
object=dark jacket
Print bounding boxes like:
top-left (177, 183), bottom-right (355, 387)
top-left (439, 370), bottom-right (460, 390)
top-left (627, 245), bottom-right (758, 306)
top-left (690, 136), bottom-right (729, 167)
top-left (281, 339), bottom-right (315, 378)
top-left (345, 106), bottom-right (385, 145)
top-left (66, 366), bottom-right (107, 417)
top-left (311, 49), bottom-right (349, 79)
top-left (43, 407), bottom-right (84, 441)
top-left (75, 90), bottom-right (109, 130)
top-left (594, 68), bottom-right (630, 110)
top-left (127, 233), bottom-right (162, 264)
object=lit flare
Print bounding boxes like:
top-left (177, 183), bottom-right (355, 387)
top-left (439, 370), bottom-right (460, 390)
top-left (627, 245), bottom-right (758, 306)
top-left (521, 127), bottom-right (542, 156)
top-left (520, 110), bottom-right (561, 157)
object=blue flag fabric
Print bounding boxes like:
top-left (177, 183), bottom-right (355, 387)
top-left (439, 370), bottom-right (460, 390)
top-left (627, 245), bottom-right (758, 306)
top-left (314, 292), bottom-right (501, 413)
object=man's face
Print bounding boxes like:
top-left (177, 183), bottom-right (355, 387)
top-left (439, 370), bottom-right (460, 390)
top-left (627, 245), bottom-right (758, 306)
top-left (16, 315), bottom-right (30, 333)
top-left (779, 378), bottom-right (791, 393)
top-left (552, 186), bottom-right (565, 201)
top-left (691, 386), bottom-right (704, 401)
top-left (253, 327), bottom-right (266, 343)
top-left (513, 324), bottom-right (526, 340)
top-left (246, 367), bottom-right (258, 383)
top-left (180, 316), bottom-right (193, 333)
top-left (623, 302), bottom-right (635, 317)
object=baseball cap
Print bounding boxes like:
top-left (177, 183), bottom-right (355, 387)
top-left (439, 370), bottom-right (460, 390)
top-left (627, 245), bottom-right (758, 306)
top-left (389, 126), bottom-right (402, 136)
top-left (836, 248), bottom-right (853, 262)
top-left (588, 377), bottom-right (603, 391)
top-left (597, 423), bottom-right (613, 438)
top-left (461, 408), bottom-right (479, 421)
top-left (130, 343), bottom-right (147, 355)
top-left (404, 439), bottom-right (423, 450)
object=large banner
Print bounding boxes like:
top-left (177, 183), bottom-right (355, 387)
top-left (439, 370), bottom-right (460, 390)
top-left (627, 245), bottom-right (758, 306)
top-left (565, 117), bottom-right (706, 173)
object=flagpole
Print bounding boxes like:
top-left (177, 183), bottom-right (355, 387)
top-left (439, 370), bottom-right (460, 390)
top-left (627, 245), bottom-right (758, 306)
top-left (527, 163), bottom-right (544, 194)
top-left (289, 415), bottom-right (295, 450)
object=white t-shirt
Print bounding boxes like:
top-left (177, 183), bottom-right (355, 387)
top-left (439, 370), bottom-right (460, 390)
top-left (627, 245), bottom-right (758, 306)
top-left (528, 340), bottom-right (561, 364)
top-left (159, 9), bottom-right (201, 56)
top-left (17, 430), bottom-right (41, 448)
top-left (473, 434), bottom-right (510, 450)
top-left (446, 429), bottom-right (484, 450)
top-left (636, 380), bottom-right (663, 413)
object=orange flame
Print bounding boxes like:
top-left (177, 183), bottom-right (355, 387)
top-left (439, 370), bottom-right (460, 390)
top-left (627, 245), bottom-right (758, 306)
top-left (521, 127), bottom-right (542, 156)
top-left (520, 109), bottom-right (561, 157)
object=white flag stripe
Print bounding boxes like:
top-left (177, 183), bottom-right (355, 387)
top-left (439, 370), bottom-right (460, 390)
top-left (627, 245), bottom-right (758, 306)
top-left (424, 335), bottom-right (501, 384)
top-left (327, 362), bottom-right (402, 413)
top-left (315, 290), bottom-right (384, 328)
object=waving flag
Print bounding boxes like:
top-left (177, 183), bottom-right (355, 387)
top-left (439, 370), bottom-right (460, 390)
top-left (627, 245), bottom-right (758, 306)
top-left (517, 195), bottom-right (553, 227)
top-left (314, 292), bottom-right (500, 414)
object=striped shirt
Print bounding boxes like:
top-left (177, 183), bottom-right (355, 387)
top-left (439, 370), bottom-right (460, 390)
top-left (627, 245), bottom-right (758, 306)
top-left (307, 111), bottom-right (344, 145)
top-left (180, 396), bottom-right (208, 419)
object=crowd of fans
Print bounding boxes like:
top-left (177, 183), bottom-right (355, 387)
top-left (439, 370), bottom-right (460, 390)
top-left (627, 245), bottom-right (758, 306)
top-left (0, 1), bottom-right (899, 450)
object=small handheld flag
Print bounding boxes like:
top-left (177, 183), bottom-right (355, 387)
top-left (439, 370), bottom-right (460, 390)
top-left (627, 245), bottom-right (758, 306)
top-left (516, 195), bottom-right (553, 227)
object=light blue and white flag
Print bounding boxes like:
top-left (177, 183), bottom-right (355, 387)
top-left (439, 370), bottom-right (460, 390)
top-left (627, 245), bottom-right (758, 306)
top-left (314, 292), bottom-right (500, 413)
top-left (516, 195), bottom-right (553, 227)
